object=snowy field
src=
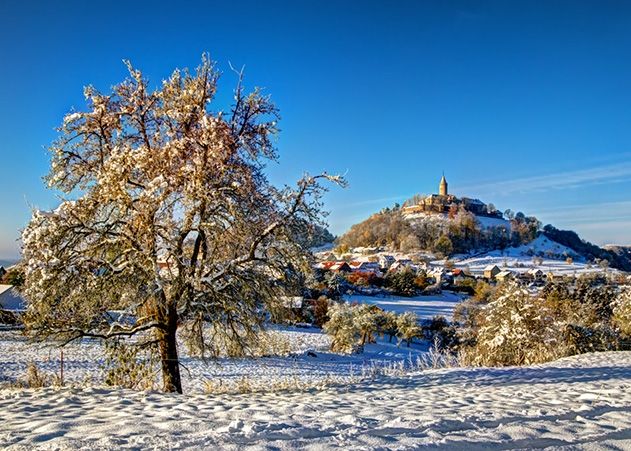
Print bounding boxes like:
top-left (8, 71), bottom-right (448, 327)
top-left (0, 328), bottom-right (430, 394)
top-left (345, 291), bottom-right (465, 321)
top-left (1, 351), bottom-right (630, 449)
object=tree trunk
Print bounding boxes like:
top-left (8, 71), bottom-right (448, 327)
top-left (157, 305), bottom-right (182, 393)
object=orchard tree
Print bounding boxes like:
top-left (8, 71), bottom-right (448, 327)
top-left (21, 55), bottom-right (343, 393)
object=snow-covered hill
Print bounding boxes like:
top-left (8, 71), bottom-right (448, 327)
top-left (1, 351), bottom-right (630, 449)
top-left (451, 235), bottom-right (620, 277)
top-left (481, 235), bottom-right (579, 259)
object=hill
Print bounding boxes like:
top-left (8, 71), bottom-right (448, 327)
top-left (337, 196), bottom-right (631, 271)
top-left (337, 202), bottom-right (540, 257)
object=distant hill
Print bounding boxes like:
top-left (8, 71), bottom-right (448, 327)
top-left (541, 227), bottom-right (631, 272)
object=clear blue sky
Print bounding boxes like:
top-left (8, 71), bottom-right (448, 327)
top-left (2, 0), bottom-right (631, 259)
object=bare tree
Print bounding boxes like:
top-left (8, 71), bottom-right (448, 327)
top-left (21, 55), bottom-right (344, 393)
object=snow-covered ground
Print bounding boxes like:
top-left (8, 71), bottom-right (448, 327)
top-left (345, 291), bottom-right (465, 321)
top-left (1, 351), bottom-right (630, 449)
top-left (0, 328), bottom-right (429, 394)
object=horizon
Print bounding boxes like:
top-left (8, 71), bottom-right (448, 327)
top-left (3, 0), bottom-right (631, 259)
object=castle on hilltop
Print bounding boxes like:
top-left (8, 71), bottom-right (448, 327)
top-left (403, 174), bottom-right (502, 218)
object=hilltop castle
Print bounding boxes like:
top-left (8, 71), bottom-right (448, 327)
top-left (403, 174), bottom-right (502, 218)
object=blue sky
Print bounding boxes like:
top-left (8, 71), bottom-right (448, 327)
top-left (2, 0), bottom-right (631, 259)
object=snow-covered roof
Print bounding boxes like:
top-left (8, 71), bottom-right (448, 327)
top-left (0, 285), bottom-right (26, 310)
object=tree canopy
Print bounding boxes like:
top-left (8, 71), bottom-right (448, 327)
top-left (21, 55), bottom-right (343, 393)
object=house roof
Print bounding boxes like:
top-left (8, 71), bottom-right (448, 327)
top-left (496, 270), bottom-right (513, 278)
top-left (484, 265), bottom-right (500, 271)
top-left (0, 284), bottom-right (26, 310)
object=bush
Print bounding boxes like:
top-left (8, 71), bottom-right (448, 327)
top-left (460, 282), bottom-right (562, 366)
top-left (458, 278), bottom-right (631, 366)
top-left (613, 287), bottom-right (631, 337)
top-left (345, 272), bottom-right (381, 287)
top-left (424, 315), bottom-right (458, 350)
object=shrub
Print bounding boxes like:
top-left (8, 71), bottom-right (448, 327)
top-left (345, 271), bottom-right (381, 287)
top-left (23, 362), bottom-right (53, 388)
top-left (103, 341), bottom-right (156, 390)
top-left (460, 282), bottom-right (561, 366)
top-left (424, 315), bottom-right (458, 350)
top-left (613, 287), bottom-right (631, 337)
top-left (323, 303), bottom-right (423, 352)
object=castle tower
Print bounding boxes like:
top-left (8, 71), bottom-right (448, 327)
top-left (439, 173), bottom-right (448, 196)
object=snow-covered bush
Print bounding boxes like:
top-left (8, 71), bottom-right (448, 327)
top-left (458, 277), bottom-right (630, 366)
top-left (460, 282), bottom-right (562, 366)
top-left (613, 287), bottom-right (631, 337)
top-left (323, 303), bottom-right (362, 354)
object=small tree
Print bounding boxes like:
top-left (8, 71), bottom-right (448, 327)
top-left (385, 268), bottom-right (417, 296)
top-left (433, 235), bottom-right (453, 257)
top-left (396, 312), bottom-right (422, 347)
top-left (324, 303), bottom-right (361, 353)
top-left (21, 56), bottom-right (343, 393)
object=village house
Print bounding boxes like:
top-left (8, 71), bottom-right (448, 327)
top-left (328, 261), bottom-right (351, 273)
top-left (452, 268), bottom-right (475, 283)
top-left (484, 264), bottom-right (501, 279)
top-left (378, 255), bottom-right (396, 270)
top-left (389, 260), bottom-right (415, 273)
top-left (349, 261), bottom-right (382, 275)
top-left (527, 268), bottom-right (546, 282)
top-left (495, 270), bottom-right (513, 282)
top-left (0, 284), bottom-right (26, 311)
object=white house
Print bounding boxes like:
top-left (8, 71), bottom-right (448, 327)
top-left (378, 255), bottom-right (396, 269)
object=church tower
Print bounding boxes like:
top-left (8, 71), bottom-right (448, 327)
top-left (439, 173), bottom-right (448, 196)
